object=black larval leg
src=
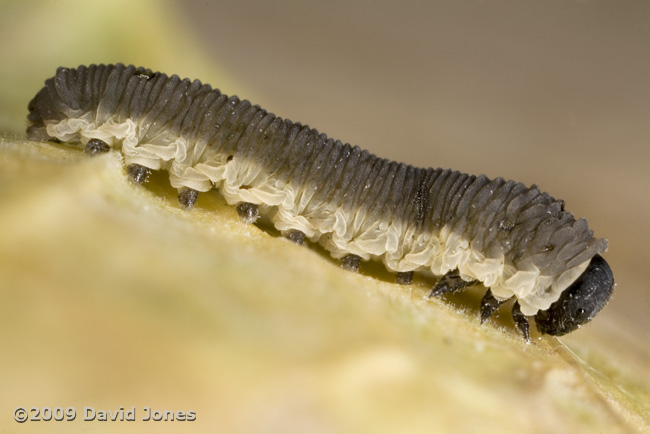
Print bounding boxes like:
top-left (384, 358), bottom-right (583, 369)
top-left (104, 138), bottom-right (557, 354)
top-left (128, 164), bottom-right (151, 184)
top-left (429, 271), bottom-right (477, 297)
top-left (480, 289), bottom-right (507, 324)
top-left (512, 302), bottom-right (530, 342)
top-left (341, 254), bottom-right (361, 273)
top-left (236, 202), bottom-right (259, 224)
top-left (395, 271), bottom-right (414, 285)
top-left (285, 229), bottom-right (306, 245)
top-left (178, 188), bottom-right (199, 209)
top-left (84, 138), bottom-right (110, 156)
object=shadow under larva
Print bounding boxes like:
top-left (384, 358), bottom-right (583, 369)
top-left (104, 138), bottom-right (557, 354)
top-left (26, 63), bottom-right (615, 341)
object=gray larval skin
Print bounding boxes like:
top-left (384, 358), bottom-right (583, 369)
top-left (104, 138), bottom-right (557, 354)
top-left (26, 63), bottom-right (615, 340)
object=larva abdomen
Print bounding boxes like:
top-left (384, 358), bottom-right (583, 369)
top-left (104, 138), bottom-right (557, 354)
top-left (27, 63), bottom-right (614, 339)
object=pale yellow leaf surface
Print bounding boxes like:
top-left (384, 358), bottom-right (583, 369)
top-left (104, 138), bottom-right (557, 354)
top-left (1, 1), bottom-right (649, 433)
top-left (0, 136), bottom-right (648, 434)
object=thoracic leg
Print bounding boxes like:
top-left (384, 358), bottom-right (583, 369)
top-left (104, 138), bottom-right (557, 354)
top-left (511, 302), bottom-right (530, 342)
top-left (480, 289), bottom-right (507, 324)
top-left (429, 270), bottom-right (477, 297)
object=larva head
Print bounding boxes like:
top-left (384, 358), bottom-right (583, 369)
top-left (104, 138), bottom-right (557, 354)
top-left (534, 254), bottom-right (614, 336)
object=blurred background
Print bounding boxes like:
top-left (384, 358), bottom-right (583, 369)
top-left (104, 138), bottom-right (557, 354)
top-left (176, 0), bottom-right (650, 343)
top-left (1, 0), bottom-right (649, 432)
top-left (5, 0), bottom-right (646, 341)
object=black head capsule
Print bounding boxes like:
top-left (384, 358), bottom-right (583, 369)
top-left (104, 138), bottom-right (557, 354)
top-left (534, 255), bottom-right (614, 336)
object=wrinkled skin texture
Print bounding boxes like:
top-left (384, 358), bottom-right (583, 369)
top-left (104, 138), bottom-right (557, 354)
top-left (26, 64), bottom-right (614, 340)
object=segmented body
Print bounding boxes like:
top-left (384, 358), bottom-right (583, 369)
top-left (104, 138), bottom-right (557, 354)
top-left (27, 63), bottom-right (607, 316)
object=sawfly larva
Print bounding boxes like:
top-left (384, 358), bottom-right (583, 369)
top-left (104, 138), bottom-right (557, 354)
top-left (27, 63), bottom-right (615, 340)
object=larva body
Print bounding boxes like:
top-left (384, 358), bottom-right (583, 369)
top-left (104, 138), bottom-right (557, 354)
top-left (27, 64), bottom-right (614, 339)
